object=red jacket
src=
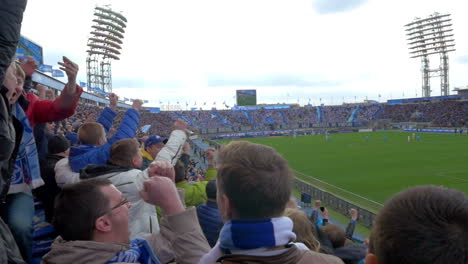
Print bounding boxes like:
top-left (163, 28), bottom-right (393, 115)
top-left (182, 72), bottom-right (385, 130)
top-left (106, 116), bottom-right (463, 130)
top-left (26, 85), bottom-right (83, 127)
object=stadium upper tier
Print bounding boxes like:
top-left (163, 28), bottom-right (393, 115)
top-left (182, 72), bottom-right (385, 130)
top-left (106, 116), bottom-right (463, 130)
top-left (69, 99), bottom-right (467, 138)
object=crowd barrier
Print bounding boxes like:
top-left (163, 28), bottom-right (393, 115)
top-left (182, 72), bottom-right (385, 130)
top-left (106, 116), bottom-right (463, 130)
top-left (295, 178), bottom-right (378, 228)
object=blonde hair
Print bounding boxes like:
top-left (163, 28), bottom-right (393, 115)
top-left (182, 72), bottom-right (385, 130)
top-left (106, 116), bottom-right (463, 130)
top-left (284, 208), bottom-right (320, 251)
top-left (78, 122), bottom-right (105, 145)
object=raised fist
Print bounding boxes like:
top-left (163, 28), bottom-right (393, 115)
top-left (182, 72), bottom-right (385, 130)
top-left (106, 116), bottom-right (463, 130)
top-left (173, 119), bottom-right (188, 131)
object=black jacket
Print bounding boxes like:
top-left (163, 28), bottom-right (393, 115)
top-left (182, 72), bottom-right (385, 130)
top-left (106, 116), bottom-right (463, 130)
top-left (333, 245), bottom-right (367, 264)
top-left (0, 91), bottom-right (22, 202)
top-left (33, 154), bottom-right (64, 223)
top-left (0, 0), bottom-right (28, 202)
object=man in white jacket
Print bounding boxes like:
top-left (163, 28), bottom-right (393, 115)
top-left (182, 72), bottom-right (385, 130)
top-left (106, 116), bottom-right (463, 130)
top-left (79, 139), bottom-right (160, 238)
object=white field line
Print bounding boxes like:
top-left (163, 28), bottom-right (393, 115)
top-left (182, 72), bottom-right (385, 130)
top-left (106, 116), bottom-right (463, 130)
top-left (293, 169), bottom-right (384, 208)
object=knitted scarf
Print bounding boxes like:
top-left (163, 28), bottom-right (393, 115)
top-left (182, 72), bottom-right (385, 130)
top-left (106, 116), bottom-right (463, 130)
top-left (107, 238), bottom-right (161, 264)
top-left (9, 102), bottom-right (44, 194)
top-left (199, 217), bottom-right (307, 264)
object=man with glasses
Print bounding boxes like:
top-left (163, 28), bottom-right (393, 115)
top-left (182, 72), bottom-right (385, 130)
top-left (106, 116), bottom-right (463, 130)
top-left (42, 175), bottom-right (210, 264)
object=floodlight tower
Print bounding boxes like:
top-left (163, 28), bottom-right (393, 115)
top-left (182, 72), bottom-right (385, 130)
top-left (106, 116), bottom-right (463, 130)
top-left (405, 13), bottom-right (455, 97)
top-left (86, 6), bottom-right (127, 94)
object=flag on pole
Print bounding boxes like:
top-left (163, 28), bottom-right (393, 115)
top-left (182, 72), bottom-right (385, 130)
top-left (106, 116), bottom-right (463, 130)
top-left (52, 69), bottom-right (64, 77)
top-left (140, 124), bottom-right (151, 133)
top-left (39, 64), bottom-right (53, 73)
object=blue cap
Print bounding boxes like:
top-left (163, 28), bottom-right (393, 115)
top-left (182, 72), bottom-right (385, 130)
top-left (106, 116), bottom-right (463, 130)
top-left (145, 135), bottom-right (165, 148)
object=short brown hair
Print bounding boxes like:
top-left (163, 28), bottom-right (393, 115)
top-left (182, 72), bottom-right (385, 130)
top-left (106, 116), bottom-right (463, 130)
top-left (53, 178), bottom-right (111, 241)
top-left (370, 185), bottom-right (468, 264)
top-left (174, 159), bottom-right (186, 183)
top-left (285, 208), bottom-right (320, 251)
top-left (108, 139), bottom-right (139, 167)
top-left (78, 122), bottom-right (105, 145)
top-left (217, 141), bottom-right (292, 219)
top-left (321, 224), bottom-right (346, 248)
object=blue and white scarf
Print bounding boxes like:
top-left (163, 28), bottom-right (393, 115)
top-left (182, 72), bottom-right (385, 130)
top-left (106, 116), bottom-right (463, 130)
top-left (9, 103), bottom-right (44, 194)
top-left (107, 238), bottom-right (161, 264)
top-left (199, 217), bottom-right (308, 264)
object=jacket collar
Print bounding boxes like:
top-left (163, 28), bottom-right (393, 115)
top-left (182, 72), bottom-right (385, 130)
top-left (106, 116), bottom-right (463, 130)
top-left (141, 148), bottom-right (154, 161)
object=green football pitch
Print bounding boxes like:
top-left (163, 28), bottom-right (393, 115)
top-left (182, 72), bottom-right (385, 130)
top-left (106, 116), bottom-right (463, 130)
top-left (216, 131), bottom-right (468, 213)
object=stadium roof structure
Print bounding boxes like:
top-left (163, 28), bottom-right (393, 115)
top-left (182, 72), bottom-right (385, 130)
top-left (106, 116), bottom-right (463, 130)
top-left (405, 12), bottom-right (455, 98)
top-left (86, 5), bottom-right (127, 94)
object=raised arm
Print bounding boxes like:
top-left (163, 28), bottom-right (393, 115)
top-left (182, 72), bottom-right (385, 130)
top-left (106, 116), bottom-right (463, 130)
top-left (0, 0), bottom-right (27, 85)
top-left (155, 119), bottom-right (188, 165)
top-left (96, 93), bottom-right (118, 134)
top-left (345, 208), bottom-right (358, 240)
top-left (107, 99), bottom-right (142, 145)
top-left (140, 171), bottom-right (210, 264)
top-left (27, 56), bottom-right (83, 125)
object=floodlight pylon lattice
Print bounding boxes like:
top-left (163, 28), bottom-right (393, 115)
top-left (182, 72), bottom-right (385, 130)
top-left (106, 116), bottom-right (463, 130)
top-left (86, 5), bottom-right (127, 94)
top-left (405, 13), bottom-right (455, 97)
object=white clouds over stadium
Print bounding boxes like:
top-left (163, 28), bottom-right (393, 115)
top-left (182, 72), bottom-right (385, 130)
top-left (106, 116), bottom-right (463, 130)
top-left (21, 0), bottom-right (468, 107)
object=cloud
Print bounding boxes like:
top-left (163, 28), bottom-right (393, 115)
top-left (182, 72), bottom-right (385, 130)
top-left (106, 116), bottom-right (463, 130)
top-left (207, 73), bottom-right (344, 88)
top-left (113, 78), bottom-right (184, 89)
top-left (311, 0), bottom-right (368, 14)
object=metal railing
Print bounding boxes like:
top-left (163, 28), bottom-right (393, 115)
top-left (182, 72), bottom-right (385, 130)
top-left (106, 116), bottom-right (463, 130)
top-left (294, 177), bottom-right (378, 228)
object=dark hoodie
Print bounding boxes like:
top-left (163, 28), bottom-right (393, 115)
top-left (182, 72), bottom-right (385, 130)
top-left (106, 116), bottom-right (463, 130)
top-left (80, 163), bottom-right (133, 180)
top-left (333, 245), bottom-right (366, 264)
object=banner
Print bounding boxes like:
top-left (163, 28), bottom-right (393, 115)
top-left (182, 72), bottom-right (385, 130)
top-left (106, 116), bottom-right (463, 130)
top-left (140, 124), bottom-right (151, 133)
top-left (16, 36), bottom-right (43, 65)
top-left (39, 64), bottom-right (53, 73)
top-left (52, 69), bottom-right (64, 77)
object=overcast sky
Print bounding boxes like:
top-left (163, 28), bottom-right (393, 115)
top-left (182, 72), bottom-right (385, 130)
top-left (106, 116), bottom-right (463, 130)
top-left (21, 0), bottom-right (468, 108)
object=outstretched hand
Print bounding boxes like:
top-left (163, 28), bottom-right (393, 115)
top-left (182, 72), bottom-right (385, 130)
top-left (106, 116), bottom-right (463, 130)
top-left (58, 56), bottom-right (78, 84)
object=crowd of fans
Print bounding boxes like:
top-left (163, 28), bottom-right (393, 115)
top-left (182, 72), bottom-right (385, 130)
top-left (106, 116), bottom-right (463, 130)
top-left (1, 2), bottom-right (468, 264)
top-left (381, 101), bottom-right (468, 127)
top-left (37, 99), bottom-right (467, 140)
top-left (81, 100), bottom-right (467, 133)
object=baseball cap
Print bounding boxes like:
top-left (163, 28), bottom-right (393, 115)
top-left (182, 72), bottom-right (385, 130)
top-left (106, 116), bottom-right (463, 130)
top-left (145, 135), bottom-right (166, 148)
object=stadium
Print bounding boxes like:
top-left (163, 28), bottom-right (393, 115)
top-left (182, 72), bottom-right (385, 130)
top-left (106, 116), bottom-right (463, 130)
top-left (2, 2), bottom-right (468, 264)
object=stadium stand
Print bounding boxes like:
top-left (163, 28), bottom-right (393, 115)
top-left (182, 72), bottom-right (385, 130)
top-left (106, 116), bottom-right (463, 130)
top-left (2, 3), bottom-right (468, 263)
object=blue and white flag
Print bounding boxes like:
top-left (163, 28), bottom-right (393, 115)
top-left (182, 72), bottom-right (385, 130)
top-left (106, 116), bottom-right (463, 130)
top-left (140, 124), bottom-right (151, 134)
top-left (39, 64), bottom-right (53, 73)
top-left (52, 69), bottom-right (64, 77)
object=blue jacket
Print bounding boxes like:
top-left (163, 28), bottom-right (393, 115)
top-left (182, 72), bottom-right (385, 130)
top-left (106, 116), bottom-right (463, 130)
top-left (69, 108), bottom-right (140, 173)
top-left (196, 200), bottom-right (223, 247)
